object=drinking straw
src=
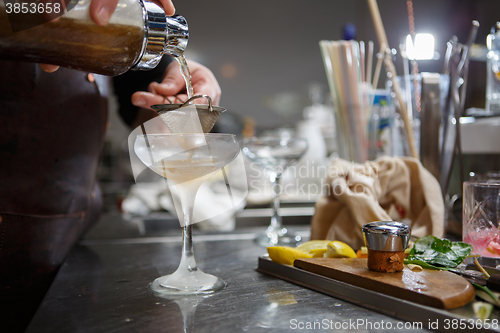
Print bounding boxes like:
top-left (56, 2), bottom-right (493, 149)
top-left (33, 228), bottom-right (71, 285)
top-left (372, 43), bottom-right (385, 89)
top-left (360, 40), bottom-right (366, 83)
top-left (367, 0), bottom-right (419, 160)
top-left (366, 41), bottom-right (374, 85)
top-left (338, 41), bottom-right (358, 161)
top-left (400, 43), bottom-right (413, 121)
top-left (319, 42), bottom-right (338, 110)
top-left (349, 40), bottom-right (369, 162)
top-left (343, 41), bottom-right (363, 162)
top-left (320, 41), bottom-right (350, 160)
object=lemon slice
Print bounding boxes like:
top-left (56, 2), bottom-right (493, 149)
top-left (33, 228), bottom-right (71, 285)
top-left (267, 246), bottom-right (312, 265)
top-left (297, 240), bottom-right (332, 255)
top-left (325, 241), bottom-right (357, 258)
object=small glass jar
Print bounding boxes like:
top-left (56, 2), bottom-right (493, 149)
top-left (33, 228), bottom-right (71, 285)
top-left (362, 221), bottom-right (411, 273)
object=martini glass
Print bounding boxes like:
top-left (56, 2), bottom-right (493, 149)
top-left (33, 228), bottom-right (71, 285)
top-left (134, 133), bottom-right (239, 295)
top-left (241, 136), bottom-right (308, 247)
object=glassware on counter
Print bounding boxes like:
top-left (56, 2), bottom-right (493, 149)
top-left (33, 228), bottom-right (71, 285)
top-left (462, 181), bottom-right (500, 258)
top-left (134, 133), bottom-right (239, 295)
top-left (241, 136), bottom-right (308, 247)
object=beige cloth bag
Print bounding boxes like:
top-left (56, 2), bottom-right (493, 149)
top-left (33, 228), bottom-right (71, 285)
top-left (310, 156), bottom-right (444, 249)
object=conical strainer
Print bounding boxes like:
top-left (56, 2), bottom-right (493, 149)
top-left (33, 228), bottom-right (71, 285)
top-left (151, 95), bottom-right (225, 133)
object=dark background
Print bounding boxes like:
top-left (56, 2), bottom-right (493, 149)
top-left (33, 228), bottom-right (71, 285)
top-left (172, 0), bottom-right (500, 129)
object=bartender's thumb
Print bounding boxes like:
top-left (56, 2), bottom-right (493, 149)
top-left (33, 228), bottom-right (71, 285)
top-left (152, 63), bottom-right (186, 96)
top-left (89, 0), bottom-right (119, 26)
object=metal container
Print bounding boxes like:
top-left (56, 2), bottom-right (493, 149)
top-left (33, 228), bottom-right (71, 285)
top-left (362, 221), bottom-right (411, 272)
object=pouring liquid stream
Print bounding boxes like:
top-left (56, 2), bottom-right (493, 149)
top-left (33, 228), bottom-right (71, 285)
top-left (175, 55), bottom-right (194, 101)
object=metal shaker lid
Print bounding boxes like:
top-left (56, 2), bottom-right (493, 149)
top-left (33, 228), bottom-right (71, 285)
top-left (362, 221), bottom-right (411, 252)
top-left (133, 1), bottom-right (188, 70)
top-left (164, 15), bottom-right (189, 57)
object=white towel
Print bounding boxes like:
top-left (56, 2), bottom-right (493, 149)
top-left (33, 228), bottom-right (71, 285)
top-left (310, 156), bottom-right (445, 249)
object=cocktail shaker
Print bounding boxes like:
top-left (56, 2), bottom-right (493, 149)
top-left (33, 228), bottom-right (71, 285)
top-left (0, 0), bottom-right (188, 76)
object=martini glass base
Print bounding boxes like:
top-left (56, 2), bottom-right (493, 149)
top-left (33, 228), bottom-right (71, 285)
top-left (255, 227), bottom-right (302, 247)
top-left (151, 270), bottom-right (227, 296)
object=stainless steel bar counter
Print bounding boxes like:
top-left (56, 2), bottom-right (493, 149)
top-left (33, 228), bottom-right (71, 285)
top-left (26, 214), bottom-right (431, 333)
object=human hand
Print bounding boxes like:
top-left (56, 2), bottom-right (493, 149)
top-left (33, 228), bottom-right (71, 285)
top-left (39, 64), bottom-right (60, 73)
top-left (89, 0), bottom-right (175, 26)
top-left (40, 0), bottom-right (176, 72)
top-left (131, 59), bottom-right (222, 108)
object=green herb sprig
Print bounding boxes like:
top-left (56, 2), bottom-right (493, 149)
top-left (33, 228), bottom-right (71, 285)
top-left (404, 235), bottom-right (473, 269)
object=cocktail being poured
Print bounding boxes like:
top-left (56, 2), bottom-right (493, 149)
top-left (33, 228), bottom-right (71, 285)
top-left (132, 38), bottom-right (239, 294)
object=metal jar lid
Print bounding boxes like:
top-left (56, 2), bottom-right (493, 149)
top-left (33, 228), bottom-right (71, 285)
top-left (362, 221), bottom-right (411, 252)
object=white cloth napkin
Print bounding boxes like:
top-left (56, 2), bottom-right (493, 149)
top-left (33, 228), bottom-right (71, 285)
top-left (310, 156), bottom-right (445, 249)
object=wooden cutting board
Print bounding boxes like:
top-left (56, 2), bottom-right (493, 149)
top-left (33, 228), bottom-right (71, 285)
top-left (294, 258), bottom-right (475, 309)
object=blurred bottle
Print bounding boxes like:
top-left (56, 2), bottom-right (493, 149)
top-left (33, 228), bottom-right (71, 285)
top-left (368, 90), bottom-right (394, 159)
top-left (0, 0), bottom-right (188, 76)
top-left (487, 22), bottom-right (500, 114)
top-left (241, 117), bottom-right (256, 138)
top-left (296, 84), bottom-right (331, 161)
top-left (292, 84), bottom-right (332, 198)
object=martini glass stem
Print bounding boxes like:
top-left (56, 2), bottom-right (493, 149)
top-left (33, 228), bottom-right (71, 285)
top-left (180, 224), bottom-right (197, 272)
top-left (176, 181), bottom-right (200, 273)
top-left (270, 174), bottom-right (282, 230)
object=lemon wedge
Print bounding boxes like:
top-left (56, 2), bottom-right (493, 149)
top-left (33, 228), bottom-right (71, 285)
top-left (309, 248), bottom-right (328, 257)
top-left (267, 246), bottom-right (312, 265)
top-left (325, 241), bottom-right (357, 258)
top-left (297, 240), bottom-right (332, 255)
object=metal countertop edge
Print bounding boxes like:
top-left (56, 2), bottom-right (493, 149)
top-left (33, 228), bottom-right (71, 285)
top-left (79, 230), bottom-right (311, 245)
